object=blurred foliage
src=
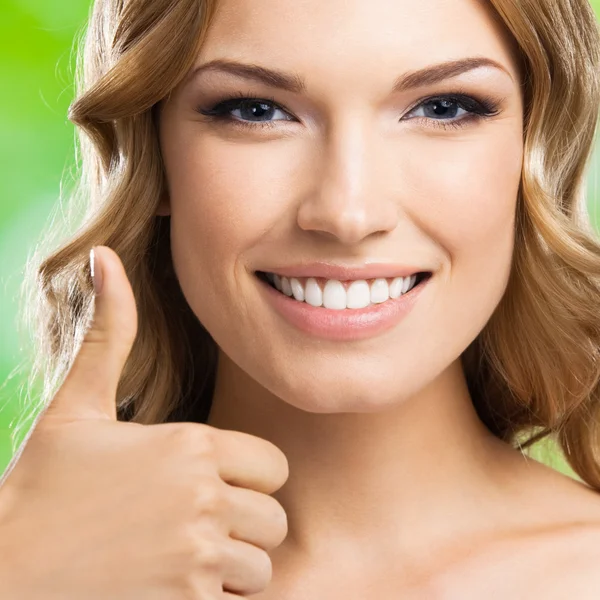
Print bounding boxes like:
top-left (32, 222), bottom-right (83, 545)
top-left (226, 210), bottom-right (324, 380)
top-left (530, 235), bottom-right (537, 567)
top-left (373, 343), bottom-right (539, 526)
top-left (0, 0), bottom-right (93, 467)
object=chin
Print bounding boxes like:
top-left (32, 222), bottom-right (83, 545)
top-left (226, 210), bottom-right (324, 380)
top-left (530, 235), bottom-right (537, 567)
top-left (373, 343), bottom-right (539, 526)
top-left (268, 372), bottom-right (421, 415)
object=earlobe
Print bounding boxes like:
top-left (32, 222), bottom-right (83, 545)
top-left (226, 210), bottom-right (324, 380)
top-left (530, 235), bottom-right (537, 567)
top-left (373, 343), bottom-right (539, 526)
top-left (156, 192), bottom-right (171, 216)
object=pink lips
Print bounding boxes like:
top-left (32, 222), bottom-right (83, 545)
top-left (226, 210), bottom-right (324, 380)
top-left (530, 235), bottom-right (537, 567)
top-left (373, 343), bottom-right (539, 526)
top-left (256, 272), bottom-right (430, 341)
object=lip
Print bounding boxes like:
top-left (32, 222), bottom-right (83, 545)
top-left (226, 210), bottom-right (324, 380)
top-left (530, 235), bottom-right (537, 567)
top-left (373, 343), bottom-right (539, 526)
top-left (255, 271), bottom-right (431, 341)
top-left (258, 261), bottom-right (429, 282)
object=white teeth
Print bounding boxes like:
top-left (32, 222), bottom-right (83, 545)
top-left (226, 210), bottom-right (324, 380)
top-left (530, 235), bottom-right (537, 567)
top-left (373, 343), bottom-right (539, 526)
top-left (389, 277), bottom-right (403, 299)
top-left (266, 273), bottom-right (422, 309)
top-left (346, 280), bottom-right (371, 309)
top-left (281, 276), bottom-right (293, 297)
top-left (290, 277), bottom-right (304, 301)
top-left (323, 280), bottom-right (346, 310)
top-left (370, 278), bottom-right (389, 304)
top-left (304, 277), bottom-right (323, 307)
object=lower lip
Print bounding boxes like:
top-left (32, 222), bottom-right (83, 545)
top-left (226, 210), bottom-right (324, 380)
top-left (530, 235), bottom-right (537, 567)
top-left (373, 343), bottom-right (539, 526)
top-left (255, 274), bottom-right (430, 341)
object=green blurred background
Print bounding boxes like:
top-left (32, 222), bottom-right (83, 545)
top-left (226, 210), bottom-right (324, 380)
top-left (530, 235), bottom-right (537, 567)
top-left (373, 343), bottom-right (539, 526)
top-left (0, 0), bottom-right (599, 477)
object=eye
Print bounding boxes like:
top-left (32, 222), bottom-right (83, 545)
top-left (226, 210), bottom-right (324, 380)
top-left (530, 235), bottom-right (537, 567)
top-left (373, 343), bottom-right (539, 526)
top-left (403, 93), bottom-right (501, 131)
top-left (196, 92), bottom-right (293, 131)
top-left (196, 90), bottom-right (501, 132)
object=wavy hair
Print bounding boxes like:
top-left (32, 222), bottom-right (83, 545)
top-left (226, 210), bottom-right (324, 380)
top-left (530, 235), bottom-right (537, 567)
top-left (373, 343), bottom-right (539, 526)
top-left (2, 0), bottom-right (600, 489)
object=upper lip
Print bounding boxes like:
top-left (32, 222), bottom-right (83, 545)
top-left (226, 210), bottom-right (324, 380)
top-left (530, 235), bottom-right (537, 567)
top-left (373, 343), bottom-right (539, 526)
top-left (258, 262), bottom-right (431, 281)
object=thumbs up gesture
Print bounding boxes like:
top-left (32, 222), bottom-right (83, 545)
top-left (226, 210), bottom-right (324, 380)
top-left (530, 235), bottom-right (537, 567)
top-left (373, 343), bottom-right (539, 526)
top-left (0, 246), bottom-right (289, 599)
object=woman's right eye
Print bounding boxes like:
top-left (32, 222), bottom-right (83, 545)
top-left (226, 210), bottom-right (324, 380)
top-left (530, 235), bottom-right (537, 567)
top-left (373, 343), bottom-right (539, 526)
top-left (196, 95), bottom-right (295, 131)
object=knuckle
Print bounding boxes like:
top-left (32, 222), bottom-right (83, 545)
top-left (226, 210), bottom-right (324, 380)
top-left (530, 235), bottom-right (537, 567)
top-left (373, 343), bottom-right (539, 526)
top-left (167, 423), bottom-right (217, 458)
top-left (192, 535), bottom-right (226, 572)
top-left (176, 525), bottom-right (226, 570)
top-left (195, 480), bottom-right (227, 517)
top-left (177, 572), bottom-right (219, 600)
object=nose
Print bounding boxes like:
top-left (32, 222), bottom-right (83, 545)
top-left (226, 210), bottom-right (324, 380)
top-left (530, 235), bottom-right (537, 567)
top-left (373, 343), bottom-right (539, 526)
top-left (296, 119), bottom-right (399, 245)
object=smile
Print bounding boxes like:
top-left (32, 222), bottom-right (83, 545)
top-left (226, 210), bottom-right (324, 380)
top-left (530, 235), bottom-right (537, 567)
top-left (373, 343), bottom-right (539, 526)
top-left (254, 269), bottom-right (432, 342)
top-left (257, 271), bottom-right (430, 310)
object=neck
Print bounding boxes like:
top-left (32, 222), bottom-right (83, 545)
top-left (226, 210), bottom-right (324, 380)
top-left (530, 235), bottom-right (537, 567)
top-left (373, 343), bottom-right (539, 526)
top-left (207, 352), bottom-right (520, 568)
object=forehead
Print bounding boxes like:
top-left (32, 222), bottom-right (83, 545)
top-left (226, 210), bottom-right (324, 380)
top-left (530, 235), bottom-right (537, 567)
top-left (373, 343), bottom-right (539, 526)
top-left (196, 0), bottom-right (522, 83)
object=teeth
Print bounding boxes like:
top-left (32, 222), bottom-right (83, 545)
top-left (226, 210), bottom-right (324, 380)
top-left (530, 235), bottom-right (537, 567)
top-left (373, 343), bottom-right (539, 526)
top-left (346, 280), bottom-right (370, 309)
top-left (290, 277), bottom-right (305, 302)
top-left (370, 278), bottom-right (389, 304)
top-left (265, 273), bottom-right (420, 309)
top-left (305, 278), bottom-right (323, 307)
top-left (281, 276), bottom-right (293, 297)
top-left (323, 280), bottom-right (346, 309)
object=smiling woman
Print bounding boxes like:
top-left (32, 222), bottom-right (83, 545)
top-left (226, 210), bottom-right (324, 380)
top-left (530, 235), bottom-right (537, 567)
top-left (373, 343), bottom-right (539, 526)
top-left (1, 0), bottom-right (600, 597)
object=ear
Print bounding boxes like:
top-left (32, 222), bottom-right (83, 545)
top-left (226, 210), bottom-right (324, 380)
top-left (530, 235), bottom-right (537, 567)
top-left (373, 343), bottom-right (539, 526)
top-left (156, 191), bottom-right (171, 216)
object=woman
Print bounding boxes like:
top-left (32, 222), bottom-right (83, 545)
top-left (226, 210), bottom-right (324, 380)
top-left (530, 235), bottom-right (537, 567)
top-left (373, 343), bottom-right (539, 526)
top-left (1, 0), bottom-right (600, 596)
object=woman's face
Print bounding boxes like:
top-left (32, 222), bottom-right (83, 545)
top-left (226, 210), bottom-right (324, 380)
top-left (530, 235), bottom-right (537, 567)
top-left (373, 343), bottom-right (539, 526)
top-left (158, 0), bottom-right (524, 413)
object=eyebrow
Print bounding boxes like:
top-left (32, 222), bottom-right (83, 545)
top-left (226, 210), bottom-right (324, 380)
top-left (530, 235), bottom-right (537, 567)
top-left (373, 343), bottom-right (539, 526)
top-left (185, 56), bottom-right (513, 94)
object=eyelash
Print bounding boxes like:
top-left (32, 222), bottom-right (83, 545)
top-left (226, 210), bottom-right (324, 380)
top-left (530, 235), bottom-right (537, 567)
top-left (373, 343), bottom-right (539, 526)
top-left (196, 88), bottom-right (502, 133)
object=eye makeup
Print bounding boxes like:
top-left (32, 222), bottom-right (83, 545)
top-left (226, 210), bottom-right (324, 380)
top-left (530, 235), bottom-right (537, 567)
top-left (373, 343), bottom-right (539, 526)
top-left (194, 87), bottom-right (506, 134)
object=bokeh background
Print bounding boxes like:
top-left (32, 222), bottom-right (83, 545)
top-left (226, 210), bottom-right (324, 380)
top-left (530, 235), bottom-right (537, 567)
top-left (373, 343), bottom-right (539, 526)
top-left (0, 0), bottom-right (599, 477)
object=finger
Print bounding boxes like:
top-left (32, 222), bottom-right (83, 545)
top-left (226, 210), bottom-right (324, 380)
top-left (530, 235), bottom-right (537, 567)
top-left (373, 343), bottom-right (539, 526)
top-left (221, 538), bottom-right (273, 597)
top-left (49, 245), bottom-right (138, 420)
top-left (214, 429), bottom-right (290, 495)
top-left (226, 485), bottom-right (288, 551)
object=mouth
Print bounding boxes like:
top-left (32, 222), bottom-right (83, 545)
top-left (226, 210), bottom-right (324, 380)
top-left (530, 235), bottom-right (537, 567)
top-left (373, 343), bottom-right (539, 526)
top-left (255, 270), bottom-right (432, 309)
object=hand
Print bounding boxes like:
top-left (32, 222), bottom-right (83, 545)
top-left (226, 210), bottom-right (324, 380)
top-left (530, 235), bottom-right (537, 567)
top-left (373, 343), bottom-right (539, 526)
top-left (0, 245), bottom-right (289, 599)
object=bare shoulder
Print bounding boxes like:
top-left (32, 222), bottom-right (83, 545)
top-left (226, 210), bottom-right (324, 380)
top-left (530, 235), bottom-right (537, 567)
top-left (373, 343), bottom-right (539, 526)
top-left (548, 518), bottom-right (600, 597)
top-left (439, 506), bottom-right (600, 599)
top-left (446, 459), bottom-right (600, 598)
top-left (529, 475), bottom-right (600, 596)
top-left (516, 466), bottom-right (600, 584)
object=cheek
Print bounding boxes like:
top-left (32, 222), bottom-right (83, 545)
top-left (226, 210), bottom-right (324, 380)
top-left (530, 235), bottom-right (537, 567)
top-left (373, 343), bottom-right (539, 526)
top-left (163, 133), bottom-right (302, 335)
top-left (408, 130), bottom-right (523, 349)
top-left (166, 137), bottom-right (298, 266)
top-left (414, 131), bottom-right (523, 271)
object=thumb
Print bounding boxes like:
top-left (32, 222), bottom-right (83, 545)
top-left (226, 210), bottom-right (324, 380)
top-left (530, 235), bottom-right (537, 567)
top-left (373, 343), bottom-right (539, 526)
top-left (49, 245), bottom-right (138, 421)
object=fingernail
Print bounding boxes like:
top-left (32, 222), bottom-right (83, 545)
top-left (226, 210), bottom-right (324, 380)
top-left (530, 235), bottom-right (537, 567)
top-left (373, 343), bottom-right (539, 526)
top-left (90, 247), bottom-right (104, 295)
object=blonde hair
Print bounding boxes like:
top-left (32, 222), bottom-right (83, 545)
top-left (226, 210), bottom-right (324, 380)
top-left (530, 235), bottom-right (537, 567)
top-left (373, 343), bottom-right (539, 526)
top-left (4, 0), bottom-right (600, 488)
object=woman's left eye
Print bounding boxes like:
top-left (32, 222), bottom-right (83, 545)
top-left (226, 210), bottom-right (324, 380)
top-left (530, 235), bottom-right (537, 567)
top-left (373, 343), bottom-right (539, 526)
top-left (196, 93), bottom-right (500, 132)
top-left (404, 95), bottom-right (500, 130)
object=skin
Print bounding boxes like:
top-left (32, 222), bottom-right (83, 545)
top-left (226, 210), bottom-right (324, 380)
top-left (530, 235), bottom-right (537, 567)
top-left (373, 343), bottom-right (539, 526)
top-left (157, 0), bottom-right (600, 595)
